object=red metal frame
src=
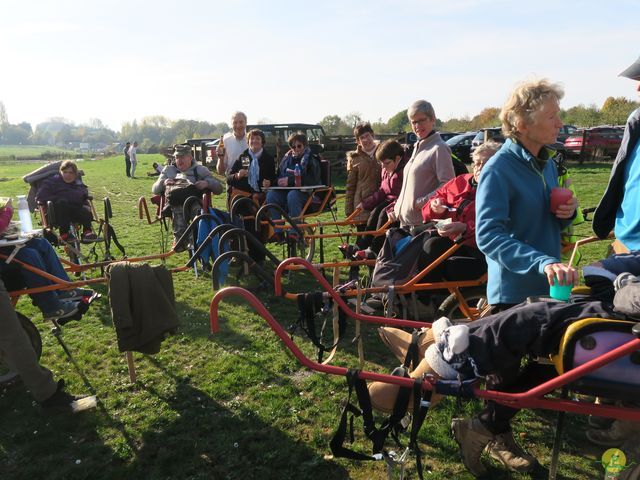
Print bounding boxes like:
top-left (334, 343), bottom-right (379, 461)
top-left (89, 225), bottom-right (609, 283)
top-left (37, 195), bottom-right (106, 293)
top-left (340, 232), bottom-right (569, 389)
top-left (210, 286), bottom-right (640, 421)
top-left (275, 256), bottom-right (487, 321)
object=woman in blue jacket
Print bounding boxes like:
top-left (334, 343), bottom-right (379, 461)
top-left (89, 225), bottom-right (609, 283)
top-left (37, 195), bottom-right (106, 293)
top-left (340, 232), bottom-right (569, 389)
top-left (452, 79), bottom-right (578, 477)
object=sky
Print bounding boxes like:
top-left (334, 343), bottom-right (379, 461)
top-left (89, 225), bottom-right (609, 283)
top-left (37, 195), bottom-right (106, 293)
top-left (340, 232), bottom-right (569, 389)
top-left (1, 0), bottom-right (639, 132)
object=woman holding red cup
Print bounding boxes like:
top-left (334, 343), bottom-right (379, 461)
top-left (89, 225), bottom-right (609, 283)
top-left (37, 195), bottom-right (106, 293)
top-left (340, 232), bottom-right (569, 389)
top-left (454, 79), bottom-right (579, 477)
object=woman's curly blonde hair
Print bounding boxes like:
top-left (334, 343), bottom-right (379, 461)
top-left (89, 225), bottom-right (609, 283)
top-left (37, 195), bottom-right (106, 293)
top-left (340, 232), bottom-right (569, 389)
top-left (500, 79), bottom-right (564, 139)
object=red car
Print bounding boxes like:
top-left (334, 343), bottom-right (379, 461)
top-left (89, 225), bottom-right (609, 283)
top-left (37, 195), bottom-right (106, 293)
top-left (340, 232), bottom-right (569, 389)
top-left (564, 126), bottom-right (624, 159)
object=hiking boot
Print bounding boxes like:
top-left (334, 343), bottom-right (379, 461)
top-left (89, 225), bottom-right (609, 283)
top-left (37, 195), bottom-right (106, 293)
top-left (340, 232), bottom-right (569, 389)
top-left (81, 229), bottom-right (98, 242)
top-left (57, 288), bottom-right (95, 301)
top-left (43, 301), bottom-right (79, 321)
top-left (40, 379), bottom-right (97, 415)
top-left (586, 420), bottom-right (640, 447)
top-left (366, 293), bottom-right (385, 310)
top-left (486, 430), bottom-right (538, 473)
top-left (451, 417), bottom-right (493, 477)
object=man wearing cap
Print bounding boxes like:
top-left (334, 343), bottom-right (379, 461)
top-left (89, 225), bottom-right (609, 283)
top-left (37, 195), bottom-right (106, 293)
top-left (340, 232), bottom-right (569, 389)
top-left (593, 56), bottom-right (640, 253)
top-left (216, 111), bottom-right (248, 176)
top-left (587, 55), bottom-right (640, 448)
top-left (152, 144), bottom-right (223, 251)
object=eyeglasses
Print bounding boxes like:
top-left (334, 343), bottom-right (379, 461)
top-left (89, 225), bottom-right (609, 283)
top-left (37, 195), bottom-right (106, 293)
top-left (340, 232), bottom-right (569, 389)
top-left (292, 144), bottom-right (305, 150)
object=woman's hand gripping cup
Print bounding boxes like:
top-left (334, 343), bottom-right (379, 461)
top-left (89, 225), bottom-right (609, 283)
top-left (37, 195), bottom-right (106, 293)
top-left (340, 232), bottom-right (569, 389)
top-left (550, 187), bottom-right (577, 219)
top-left (545, 262), bottom-right (579, 301)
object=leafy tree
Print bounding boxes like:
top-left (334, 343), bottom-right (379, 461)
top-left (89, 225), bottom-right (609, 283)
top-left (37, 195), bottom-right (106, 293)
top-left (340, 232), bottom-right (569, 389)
top-left (387, 110), bottom-right (409, 133)
top-left (319, 115), bottom-right (348, 135)
top-left (600, 96), bottom-right (640, 125)
top-left (470, 107), bottom-right (500, 130)
top-left (214, 122), bottom-right (230, 134)
top-left (343, 112), bottom-right (363, 130)
top-left (562, 104), bottom-right (601, 127)
top-left (2, 124), bottom-right (31, 144)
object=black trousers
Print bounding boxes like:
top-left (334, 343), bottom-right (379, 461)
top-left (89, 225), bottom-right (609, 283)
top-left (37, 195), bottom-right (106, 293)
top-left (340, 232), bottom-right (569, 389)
top-left (355, 201), bottom-right (392, 253)
top-left (51, 199), bottom-right (93, 232)
top-left (125, 157), bottom-right (131, 177)
top-left (468, 300), bottom-right (620, 433)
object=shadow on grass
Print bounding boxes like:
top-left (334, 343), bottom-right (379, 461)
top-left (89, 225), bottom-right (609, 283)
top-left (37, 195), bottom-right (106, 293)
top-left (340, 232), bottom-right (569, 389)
top-left (123, 358), bottom-right (351, 479)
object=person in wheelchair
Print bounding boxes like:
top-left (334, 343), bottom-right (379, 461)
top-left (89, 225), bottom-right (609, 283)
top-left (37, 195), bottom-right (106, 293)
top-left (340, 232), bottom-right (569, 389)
top-left (226, 128), bottom-right (276, 206)
top-left (414, 140), bottom-right (500, 282)
top-left (342, 139), bottom-right (405, 261)
top-left (265, 132), bottom-right (322, 241)
top-left (226, 128), bottom-right (276, 263)
top-left (0, 201), bottom-right (92, 321)
top-left (425, 290), bottom-right (638, 477)
top-left (35, 160), bottom-right (98, 243)
top-left (152, 143), bottom-right (223, 252)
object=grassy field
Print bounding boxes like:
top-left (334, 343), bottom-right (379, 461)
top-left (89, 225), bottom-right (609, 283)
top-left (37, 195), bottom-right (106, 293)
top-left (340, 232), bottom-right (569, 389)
top-left (0, 145), bottom-right (75, 158)
top-left (0, 155), bottom-right (618, 480)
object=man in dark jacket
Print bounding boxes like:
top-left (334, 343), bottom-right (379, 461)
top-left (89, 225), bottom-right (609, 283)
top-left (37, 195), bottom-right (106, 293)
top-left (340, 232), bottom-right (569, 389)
top-left (124, 142), bottom-right (131, 177)
top-left (593, 54), bottom-right (640, 252)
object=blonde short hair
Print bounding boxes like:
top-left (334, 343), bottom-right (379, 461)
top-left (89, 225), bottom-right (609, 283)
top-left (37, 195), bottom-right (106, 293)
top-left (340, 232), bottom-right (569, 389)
top-left (500, 79), bottom-right (564, 139)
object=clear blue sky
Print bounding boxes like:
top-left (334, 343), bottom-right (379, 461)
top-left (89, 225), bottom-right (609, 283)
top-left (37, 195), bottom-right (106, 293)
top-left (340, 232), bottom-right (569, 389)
top-left (1, 0), bottom-right (638, 131)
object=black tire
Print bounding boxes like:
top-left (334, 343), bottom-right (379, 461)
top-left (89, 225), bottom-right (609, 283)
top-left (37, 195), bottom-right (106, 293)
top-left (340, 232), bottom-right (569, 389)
top-left (0, 313), bottom-right (43, 385)
top-left (437, 286), bottom-right (487, 323)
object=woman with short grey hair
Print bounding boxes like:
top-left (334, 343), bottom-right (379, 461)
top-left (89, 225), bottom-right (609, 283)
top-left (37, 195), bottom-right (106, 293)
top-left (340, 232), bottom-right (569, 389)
top-left (407, 99), bottom-right (435, 121)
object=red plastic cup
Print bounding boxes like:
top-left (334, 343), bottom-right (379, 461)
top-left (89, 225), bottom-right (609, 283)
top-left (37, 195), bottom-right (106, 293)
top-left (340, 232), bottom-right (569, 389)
top-left (550, 187), bottom-right (573, 214)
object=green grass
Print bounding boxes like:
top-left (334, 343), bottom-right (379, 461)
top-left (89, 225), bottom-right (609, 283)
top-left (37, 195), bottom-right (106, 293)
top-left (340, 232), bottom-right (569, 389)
top-left (0, 145), bottom-right (74, 158)
top-left (0, 155), bottom-right (616, 479)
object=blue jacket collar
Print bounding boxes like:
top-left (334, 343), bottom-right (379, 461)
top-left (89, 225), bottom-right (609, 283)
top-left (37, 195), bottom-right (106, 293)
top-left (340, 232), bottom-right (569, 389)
top-left (504, 138), bottom-right (555, 164)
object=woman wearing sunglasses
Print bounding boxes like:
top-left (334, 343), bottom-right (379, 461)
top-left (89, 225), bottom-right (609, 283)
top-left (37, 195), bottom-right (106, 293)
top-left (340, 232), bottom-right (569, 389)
top-left (265, 132), bottom-right (322, 236)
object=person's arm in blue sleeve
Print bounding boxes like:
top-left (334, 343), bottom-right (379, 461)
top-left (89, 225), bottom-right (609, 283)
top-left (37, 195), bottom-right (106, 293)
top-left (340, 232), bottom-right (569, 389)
top-left (475, 168), bottom-right (558, 276)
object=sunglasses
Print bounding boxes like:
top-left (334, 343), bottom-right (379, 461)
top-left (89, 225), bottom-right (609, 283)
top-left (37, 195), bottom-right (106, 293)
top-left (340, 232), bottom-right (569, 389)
top-left (291, 144), bottom-right (305, 150)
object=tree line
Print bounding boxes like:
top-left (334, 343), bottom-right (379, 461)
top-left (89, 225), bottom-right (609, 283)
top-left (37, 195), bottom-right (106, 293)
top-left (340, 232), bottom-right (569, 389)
top-left (319, 97), bottom-right (640, 135)
top-left (1, 96), bottom-right (638, 152)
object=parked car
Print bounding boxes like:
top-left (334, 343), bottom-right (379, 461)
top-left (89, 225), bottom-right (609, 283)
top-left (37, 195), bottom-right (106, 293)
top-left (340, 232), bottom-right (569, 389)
top-left (446, 132), bottom-right (477, 163)
top-left (470, 127), bottom-right (505, 155)
top-left (564, 126), bottom-right (624, 160)
top-left (556, 125), bottom-right (578, 143)
top-left (437, 131), bottom-right (462, 142)
top-left (469, 127), bottom-right (568, 163)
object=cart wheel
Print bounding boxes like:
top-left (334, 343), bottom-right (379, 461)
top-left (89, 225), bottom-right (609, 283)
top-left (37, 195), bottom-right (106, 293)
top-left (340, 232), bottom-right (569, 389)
top-left (0, 313), bottom-right (43, 385)
top-left (437, 286), bottom-right (487, 323)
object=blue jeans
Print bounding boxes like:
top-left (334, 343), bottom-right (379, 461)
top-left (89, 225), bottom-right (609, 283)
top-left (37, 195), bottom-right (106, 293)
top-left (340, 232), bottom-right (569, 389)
top-left (2, 238), bottom-right (69, 313)
top-left (265, 189), bottom-right (310, 230)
